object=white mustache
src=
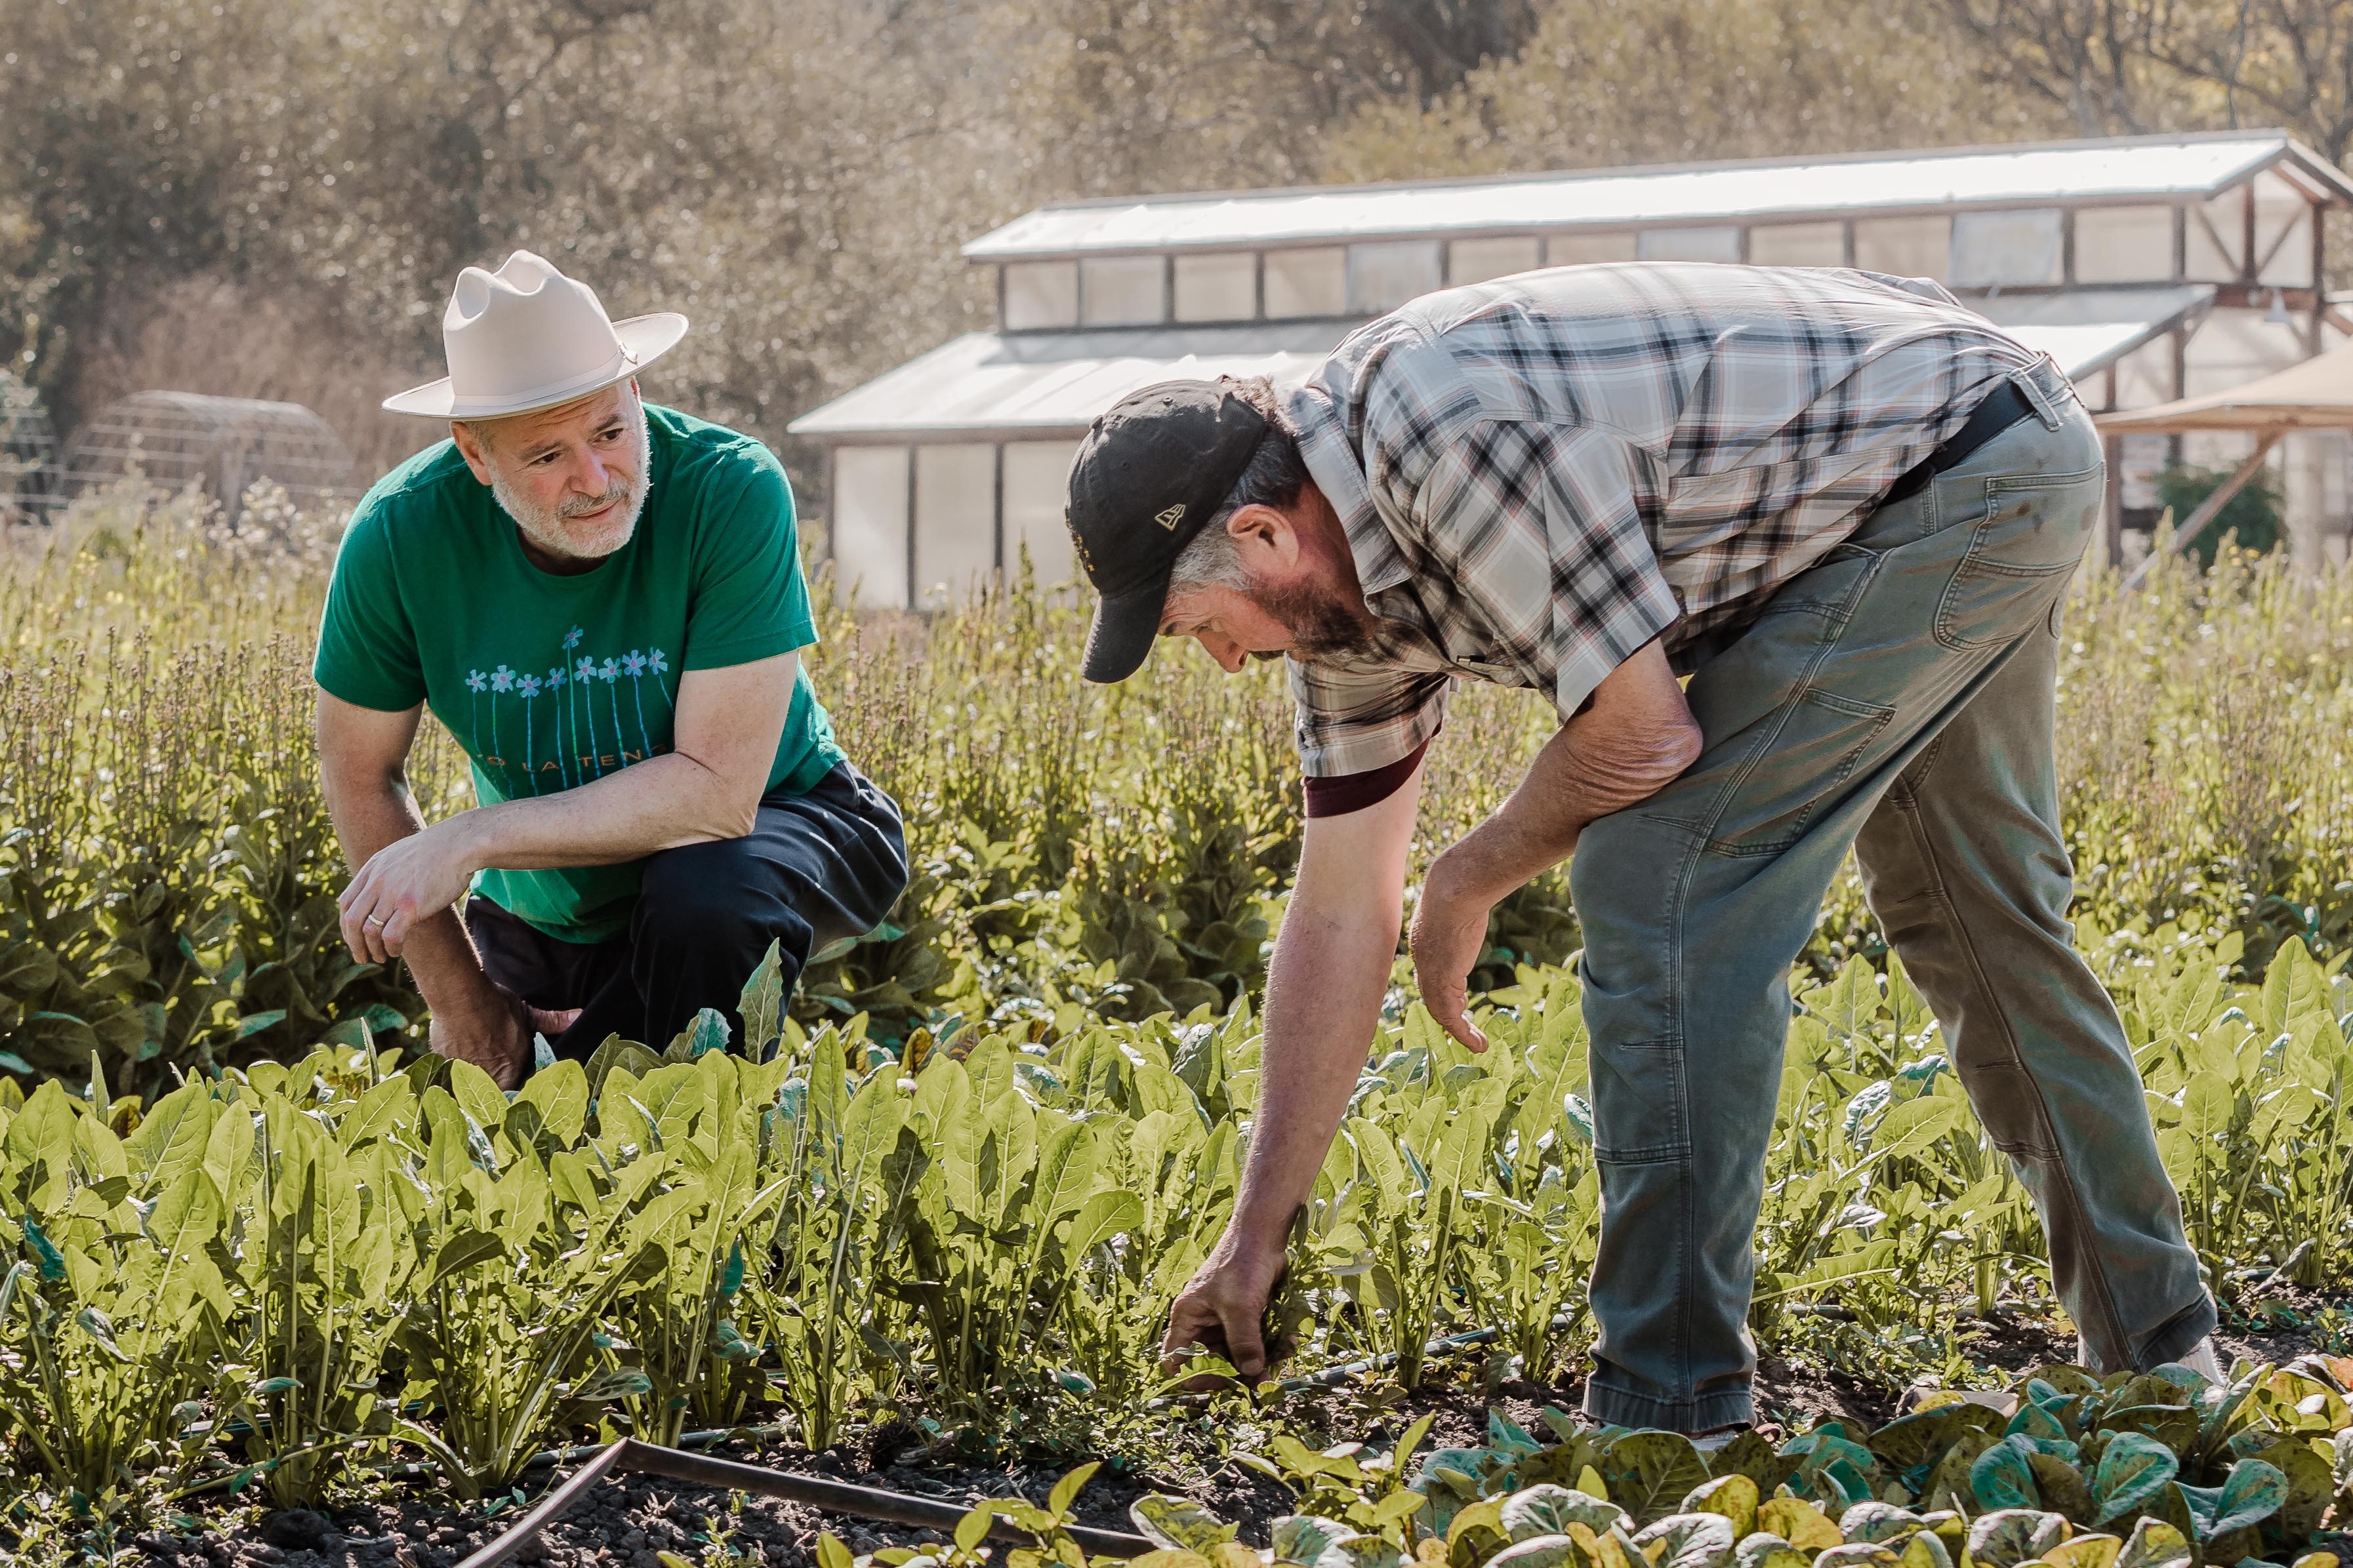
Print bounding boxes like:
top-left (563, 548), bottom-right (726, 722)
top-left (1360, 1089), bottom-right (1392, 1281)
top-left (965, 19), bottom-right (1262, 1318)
top-left (560, 479), bottom-right (630, 519)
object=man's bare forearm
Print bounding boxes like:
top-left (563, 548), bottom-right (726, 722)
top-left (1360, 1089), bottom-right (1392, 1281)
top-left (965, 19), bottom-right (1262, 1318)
top-left (447, 751), bottom-right (756, 874)
top-left (1229, 891), bottom-right (1404, 1245)
top-left (1225, 780), bottom-right (1422, 1253)
top-left (1437, 651), bottom-right (1704, 903)
top-left (322, 772), bottom-right (502, 1024)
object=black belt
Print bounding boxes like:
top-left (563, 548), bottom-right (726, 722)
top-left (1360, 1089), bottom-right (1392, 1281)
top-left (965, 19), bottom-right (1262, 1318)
top-left (1883, 380), bottom-right (2040, 505)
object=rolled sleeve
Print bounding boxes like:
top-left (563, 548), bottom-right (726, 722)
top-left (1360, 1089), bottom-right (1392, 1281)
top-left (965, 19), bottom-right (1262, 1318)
top-left (1290, 658), bottom-right (1454, 778)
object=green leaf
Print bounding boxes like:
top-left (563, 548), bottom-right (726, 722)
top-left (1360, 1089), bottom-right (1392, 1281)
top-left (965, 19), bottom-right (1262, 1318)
top-left (2093, 1433), bottom-right (2181, 1525)
top-left (1678, 1476), bottom-right (1757, 1540)
top-left (954, 1507), bottom-right (992, 1554)
top-left (1485, 1538), bottom-right (1580, 1568)
top-left (0, 940), bottom-right (60, 997)
top-left (2115, 1518), bottom-right (2192, 1568)
top-left (2177, 1458), bottom-right (2286, 1540)
top-left (1972, 1437), bottom-right (2043, 1512)
top-left (428, 1228), bottom-right (506, 1283)
top-left (1601, 1432), bottom-right (1711, 1526)
top-left (1629, 1512), bottom-right (1736, 1568)
top-left (1131, 1496), bottom-right (1240, 1554)
top-left (1965, 1510), bottom-right (2070, 1568)
top-left (570, 1367), bottom-right (653, 1402)
top-left (1502, 1485), bottom-right (1627, 1542)
top-left (1063, 1188), bottom-right (1142, 1271)
top-left (234, 1009), bottom-right (289, 1039)
top-left (1048, 1461), bottom-right (1101, 1519)
top-left (739, 941), bottom-right (785, 1062)
top-left (21, 1214), bottom-right (65, 1280)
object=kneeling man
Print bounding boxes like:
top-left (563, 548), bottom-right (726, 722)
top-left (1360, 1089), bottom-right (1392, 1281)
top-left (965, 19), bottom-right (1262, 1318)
top-left (317, 251), bottom-right (905, 1087)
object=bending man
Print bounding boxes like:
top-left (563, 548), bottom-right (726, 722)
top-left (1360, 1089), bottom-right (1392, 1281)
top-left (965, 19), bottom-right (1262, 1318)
top-left (1069, 262), bottom-right (2219, 1436)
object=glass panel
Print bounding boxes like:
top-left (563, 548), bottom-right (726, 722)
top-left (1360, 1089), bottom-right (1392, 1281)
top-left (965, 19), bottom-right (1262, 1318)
top-left (914, 444), bottom-right (998, 608)
top-left (1948, 209), bottom-right (2062, 286)
top-left (1003, 261), bottom-right (1078, 330)
top-left (1174, 252), bottom-right (1257, 321)
top-left (1263, 247), bottom-right (1347, 317)
top-left (1635, 226), bottom-right (1740, 263)
top-left (1080, 256), bottom-right (1165, 326)
top-left (1449, 235), bottom-right (1542, 285)
top-left (2255, 172), bottom-right (2314, 286)
top-left (831, 446), bottom-right (909, 611)
top-left (2111, 335), bottom-right (2177, 409)
top-left (1853, 214), bottom-right (1952, 279)
top-left (2182, 306), bottom-right (2308, 401)
top-left (1547, 231), bottom-right (1637, 266)
top-left (1347, 239), bottom-right (1442, 313)
top-left (2117, 433), bottom-right (2170, 510)
top-left (1747, 222), bottom-right (1844, 266)
top-left (1002, 440), bottom-right (1082, 588)
top-left (2074, 205), bottom-right (2175, 283)
top-left (2186, 191), bottom-right (2243, 281)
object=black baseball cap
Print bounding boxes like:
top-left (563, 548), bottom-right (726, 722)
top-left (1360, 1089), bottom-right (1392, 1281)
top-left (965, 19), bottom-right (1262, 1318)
top-left (1066, 378), bottom-right (1269, 683)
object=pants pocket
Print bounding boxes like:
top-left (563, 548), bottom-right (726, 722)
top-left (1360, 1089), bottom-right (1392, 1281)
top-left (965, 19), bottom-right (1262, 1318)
top-left (1705, 686), bottom-right (1896, 858)
top-left (1589, 1035), bottom-right (1692, 1164)
top-left (1936, 468), bottom-right (2100, 651)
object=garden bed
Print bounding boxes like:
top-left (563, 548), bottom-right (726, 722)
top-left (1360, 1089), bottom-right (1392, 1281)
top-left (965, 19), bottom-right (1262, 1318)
top-left (129, 1305), bottom-right (2353, 1568)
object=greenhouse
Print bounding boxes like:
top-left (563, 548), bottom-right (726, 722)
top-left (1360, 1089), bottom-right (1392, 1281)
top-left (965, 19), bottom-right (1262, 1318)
top-left (794, 129), bottom-right (2353, 607)
top-left (56, 390), bottom-right (356, 524)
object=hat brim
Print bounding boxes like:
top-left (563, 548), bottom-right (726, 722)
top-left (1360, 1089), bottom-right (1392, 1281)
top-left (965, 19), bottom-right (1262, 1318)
top-left (1082, 575), bottom-right (1170, 684)
top-left (380, 312), bottom-right (690, 418)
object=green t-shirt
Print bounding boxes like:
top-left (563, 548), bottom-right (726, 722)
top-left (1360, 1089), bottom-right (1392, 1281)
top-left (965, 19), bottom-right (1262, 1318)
top-left (314, 405), bottom-right (846, 943)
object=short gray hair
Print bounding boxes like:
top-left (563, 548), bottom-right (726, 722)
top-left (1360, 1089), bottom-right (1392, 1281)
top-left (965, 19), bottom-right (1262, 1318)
top-left (1167, 378), bottom-right (1308, 594)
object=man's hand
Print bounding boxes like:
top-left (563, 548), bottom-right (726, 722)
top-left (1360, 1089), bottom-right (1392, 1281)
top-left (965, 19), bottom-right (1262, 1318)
top-left (339, 817), bottom-right (480, 965)
top-left (1406, 643), bottom-right (1705, 1053)
top-left (1410, 854), bottom-right (1494, 1053)
top-left (1161, 1222), bottom-right (1291, 1384)
top-left (429, 986), bottom-right (581, 1091)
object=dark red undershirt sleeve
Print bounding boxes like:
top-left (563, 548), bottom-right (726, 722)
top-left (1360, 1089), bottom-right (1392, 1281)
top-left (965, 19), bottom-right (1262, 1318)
top-left (1302, 739), bottom-right (1431, 818)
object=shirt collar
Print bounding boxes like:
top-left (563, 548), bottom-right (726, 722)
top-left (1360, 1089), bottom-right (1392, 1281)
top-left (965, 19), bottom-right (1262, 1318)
top-left (1286, 381), bottom-right (1410, 597)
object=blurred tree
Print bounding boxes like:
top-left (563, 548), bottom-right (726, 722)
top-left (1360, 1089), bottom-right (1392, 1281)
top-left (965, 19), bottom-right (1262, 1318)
top-left (1936, 0), bottom-right (2353, 162)
top-left (1320, 0), bottom-right (2058, 181)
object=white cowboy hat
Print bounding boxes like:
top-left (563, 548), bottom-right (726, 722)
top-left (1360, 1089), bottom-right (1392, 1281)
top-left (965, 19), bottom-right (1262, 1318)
top-left (381, 251), bottom-right (689, 419)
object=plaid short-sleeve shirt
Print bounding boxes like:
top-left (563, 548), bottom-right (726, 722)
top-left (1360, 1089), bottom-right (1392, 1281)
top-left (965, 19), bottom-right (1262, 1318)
top-left (1284, 262), bottom-right (2051, 777)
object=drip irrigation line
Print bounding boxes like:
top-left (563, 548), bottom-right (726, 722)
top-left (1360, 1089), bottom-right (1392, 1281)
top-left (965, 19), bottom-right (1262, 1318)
top-left (450, 1439), bottom-right (1155, 1568)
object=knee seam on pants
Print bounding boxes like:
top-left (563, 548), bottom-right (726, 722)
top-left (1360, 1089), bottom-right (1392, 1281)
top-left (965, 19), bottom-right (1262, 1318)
top-left (1900, 786), bottom-right (2131, 1350)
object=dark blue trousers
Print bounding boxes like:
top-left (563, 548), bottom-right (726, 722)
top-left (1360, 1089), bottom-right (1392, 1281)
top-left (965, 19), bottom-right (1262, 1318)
top-left (464, 762), bottom-right (907, 1060)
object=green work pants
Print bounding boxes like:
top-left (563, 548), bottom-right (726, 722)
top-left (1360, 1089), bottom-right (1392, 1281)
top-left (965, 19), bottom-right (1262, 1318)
top-left (1570, 366), bottom-right (2215, 1432)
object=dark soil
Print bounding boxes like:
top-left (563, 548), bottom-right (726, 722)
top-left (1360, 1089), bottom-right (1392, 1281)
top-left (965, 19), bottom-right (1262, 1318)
top-left (132, 1295), bottom-right (2353, 1568)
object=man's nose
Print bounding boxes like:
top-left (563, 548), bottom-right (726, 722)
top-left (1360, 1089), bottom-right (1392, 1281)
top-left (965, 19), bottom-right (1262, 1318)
top-left (1196, 633), bottom-right (1244, 674)
top-left (569, 450), bottom-right (614, 500)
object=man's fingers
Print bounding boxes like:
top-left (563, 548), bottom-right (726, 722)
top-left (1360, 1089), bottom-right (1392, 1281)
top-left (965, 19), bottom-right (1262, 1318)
top-left (1217, 1297), bottom-right (1268, 1379)
top-left (1159, 1294), bottom-right (1224, 1375)
top-left (530, 1005), bottom-right (584, 1035)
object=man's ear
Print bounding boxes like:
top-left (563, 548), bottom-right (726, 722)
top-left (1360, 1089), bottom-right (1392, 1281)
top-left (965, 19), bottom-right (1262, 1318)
top-left (450, 420), bottom-right (495, 486)
top-left (1226, 502), bottom-right (1299, 567)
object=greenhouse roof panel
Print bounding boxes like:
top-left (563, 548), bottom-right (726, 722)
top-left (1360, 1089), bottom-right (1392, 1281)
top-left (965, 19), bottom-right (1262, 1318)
top-left (788, 287), bottom-right (2213, 441)
top-left (966, 133), bottom-right (2350, 260)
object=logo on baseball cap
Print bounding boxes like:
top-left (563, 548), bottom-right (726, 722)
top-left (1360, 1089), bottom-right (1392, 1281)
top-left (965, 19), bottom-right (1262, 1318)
top-left (1065, 378), bottom-right (1270, 683)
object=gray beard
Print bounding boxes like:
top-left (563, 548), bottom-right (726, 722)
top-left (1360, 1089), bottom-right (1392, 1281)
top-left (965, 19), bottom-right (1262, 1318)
top-left (1255, 577), bottom-right (1374, 660)
top-left (489, 414), bottom-right (653, 561)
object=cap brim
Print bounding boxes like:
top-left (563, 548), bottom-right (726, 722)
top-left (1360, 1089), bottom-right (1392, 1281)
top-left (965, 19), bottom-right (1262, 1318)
top-left (380, 312), bottom-right (689, 418)
top-left (1082, 576), bottom-right (1170, 683)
